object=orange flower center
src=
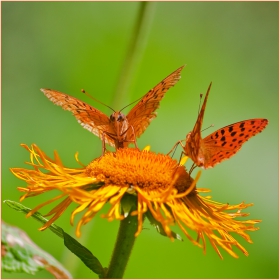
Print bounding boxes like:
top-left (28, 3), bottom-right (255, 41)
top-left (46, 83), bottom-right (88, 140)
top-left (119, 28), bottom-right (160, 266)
top-left (85, 148), bottom-right (194, 194)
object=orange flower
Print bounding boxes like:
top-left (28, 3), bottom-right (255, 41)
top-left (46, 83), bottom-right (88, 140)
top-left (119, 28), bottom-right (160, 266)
top-left (11, 144), bottom-right (260, 259)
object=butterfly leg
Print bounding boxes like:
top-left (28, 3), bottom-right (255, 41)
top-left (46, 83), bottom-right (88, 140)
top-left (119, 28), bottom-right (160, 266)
top-left (171, 151), bottom-right (185, 177)
top-left (101, 132), bottom-right (106, 155)
top-left (189, 163), bottom-right (197, 175)
top-left (122, 125), bottom-right (139, 149)
top-left (129, 125), bottom-right (138, 149)
top-left (167, 140), bottom-right (185, 157)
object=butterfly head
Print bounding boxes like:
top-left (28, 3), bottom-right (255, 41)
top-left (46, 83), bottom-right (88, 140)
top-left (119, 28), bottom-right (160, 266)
top-left (109, 112), bottom-right (129, 138)
top-left (110, 112), bottom-right (126, 123)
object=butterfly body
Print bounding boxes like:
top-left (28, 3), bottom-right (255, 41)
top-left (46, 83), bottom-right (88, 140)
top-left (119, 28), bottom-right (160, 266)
top-left (108, 111), bottom-right (130, 149)
top-left (184, 83), bottom-right (268, 169)
top-left (185, 132), bottom-right (206, 167)
top-left (41, 65), bottom-right (185, 152)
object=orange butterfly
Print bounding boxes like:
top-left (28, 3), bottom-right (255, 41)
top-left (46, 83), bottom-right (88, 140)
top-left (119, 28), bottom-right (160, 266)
top-left (180, 83), bottom-right (268, 170)
top-left (41, 65), bottom-right (185, 153)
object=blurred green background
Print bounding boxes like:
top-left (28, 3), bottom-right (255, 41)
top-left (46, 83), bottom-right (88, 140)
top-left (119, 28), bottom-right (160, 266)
top-left (2, 2), bottom-right (278, 279)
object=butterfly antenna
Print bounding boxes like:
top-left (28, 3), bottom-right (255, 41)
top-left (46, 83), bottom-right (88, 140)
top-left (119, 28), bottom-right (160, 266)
top-left (81, 89), bottom-right (116, 112)
top-left (119, 96), bottom-right (143, 113)
top-left (201, 124), bottom-right (215, 133)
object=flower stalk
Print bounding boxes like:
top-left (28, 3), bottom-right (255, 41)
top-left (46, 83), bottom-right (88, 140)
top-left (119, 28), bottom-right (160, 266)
top-left (106, 205), bottom-right (138, 278)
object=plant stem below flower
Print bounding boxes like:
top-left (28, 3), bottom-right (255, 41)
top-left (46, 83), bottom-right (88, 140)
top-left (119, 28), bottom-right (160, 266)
top-left (105, 214), bottom-right (138, 279)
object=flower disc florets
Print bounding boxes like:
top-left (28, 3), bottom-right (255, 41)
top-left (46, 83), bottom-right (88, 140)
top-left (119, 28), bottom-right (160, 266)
top-left (85, 148), bottom-right (194, 194)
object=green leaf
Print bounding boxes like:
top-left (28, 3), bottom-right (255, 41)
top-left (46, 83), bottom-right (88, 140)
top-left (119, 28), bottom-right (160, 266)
top-left (4, 200), bottom-right (64, 238)
top-left (4, 200), bottom-right (106, 278)
top-left (1, 220), bottom-right (72, 278)
top-left (63, 232), bottom-right (106, 278)
top-left (145, 210), bottom-right (183, 241)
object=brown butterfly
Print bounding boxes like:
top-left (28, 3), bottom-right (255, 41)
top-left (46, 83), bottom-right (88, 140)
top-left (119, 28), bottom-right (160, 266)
top-left (179, 83), bottom-right (268, 170)
top-left (41, 65), bottom-right (185, 153)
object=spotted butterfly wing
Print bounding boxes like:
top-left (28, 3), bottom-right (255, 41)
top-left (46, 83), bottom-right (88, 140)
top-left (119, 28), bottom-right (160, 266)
top-left (126, 65), bottom-right (185, 143)
top-left (197, 118), bottom-right (268, 168)
top-left (184, 83), bottom-right (268, 168)
top-left (40, 89), bottom-right (116, 146)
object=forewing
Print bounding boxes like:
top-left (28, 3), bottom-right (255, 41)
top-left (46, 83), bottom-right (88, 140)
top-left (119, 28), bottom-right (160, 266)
top-left (184, 83), bottom-right (212, 165)
top-left (201, 118), bottom-right (268, 168)
top-left (190, 82), bottom-right (212, 142)
top-left (126, 65), bottom-right (185, 139)
top-left (41, 88), bottom-right (115, 146)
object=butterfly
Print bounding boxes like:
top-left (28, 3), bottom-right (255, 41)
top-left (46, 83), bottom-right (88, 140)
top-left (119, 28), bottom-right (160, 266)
top-left (41, 65), bottom-right (185, 153)
top-left (180, 82), bottom-right (268, 170)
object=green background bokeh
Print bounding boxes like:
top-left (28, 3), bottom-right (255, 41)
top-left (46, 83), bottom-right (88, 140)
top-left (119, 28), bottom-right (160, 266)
top-left (2, 2), bottom-right (278, 278)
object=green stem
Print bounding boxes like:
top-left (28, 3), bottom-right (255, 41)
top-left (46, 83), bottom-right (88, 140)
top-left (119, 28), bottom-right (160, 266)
top-left (105, 214), bottom-right (138, 278)
top-left (112, 1), bottom-right (156, 109)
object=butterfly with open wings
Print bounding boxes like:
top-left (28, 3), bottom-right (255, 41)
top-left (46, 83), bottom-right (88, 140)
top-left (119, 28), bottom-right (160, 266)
top-left (41, 65), bottom-right (185, 153)
top-left (175, 83), bottom-right (268, 172)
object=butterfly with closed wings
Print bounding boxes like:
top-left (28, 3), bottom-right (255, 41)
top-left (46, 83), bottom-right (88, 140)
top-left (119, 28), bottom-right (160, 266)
top-left (175, 83), bottom-right (268, 172)
top-left (41, 65), bottom-right (185, 154)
